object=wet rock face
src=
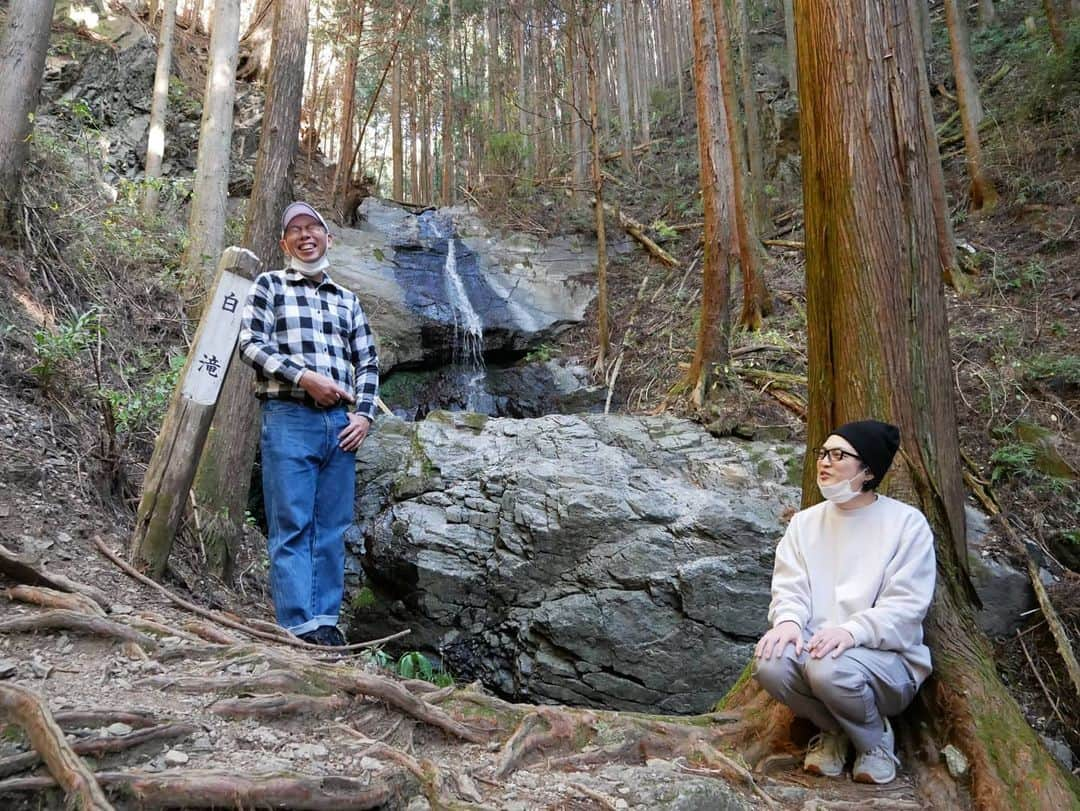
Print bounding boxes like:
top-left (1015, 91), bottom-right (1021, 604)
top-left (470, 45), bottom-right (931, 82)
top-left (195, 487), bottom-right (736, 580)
top-left (348, 412), bottom-right (801, 713)
top-left (331, 200), bottom-right (597, 372)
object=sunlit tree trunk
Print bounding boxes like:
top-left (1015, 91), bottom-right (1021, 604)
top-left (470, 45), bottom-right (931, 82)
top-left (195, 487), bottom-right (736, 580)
top-left (724, 5), bottom-right (1080, 807)
top-left (142, 0), bottom-right (177, 216)
top-left (191, 0), bottom-right (309, 581)
top-left (612, 0), bottom-right (634, 171)
top-left (631, 0), bottom-right (650, 144)
top-left (943, 0), bottom-right (998, 213)
top-left (181, 0), bottom-right (242, 292)
top-left (0, 0), bottom-right (58, 239)
top-left (392, 49), bottom-right (404, 200)
top-left (686, 0), bottom-right (732, 407)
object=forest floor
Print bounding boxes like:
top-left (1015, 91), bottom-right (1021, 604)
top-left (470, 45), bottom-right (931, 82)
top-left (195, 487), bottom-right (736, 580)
top-left (0, 4), bottom-right (1078, 810)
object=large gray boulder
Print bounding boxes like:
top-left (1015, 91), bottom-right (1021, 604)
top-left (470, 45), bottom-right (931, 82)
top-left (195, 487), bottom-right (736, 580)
top-left (349, 412), bottom-right (801, 713)
top-left (332, 200), bottom-right (597, 372)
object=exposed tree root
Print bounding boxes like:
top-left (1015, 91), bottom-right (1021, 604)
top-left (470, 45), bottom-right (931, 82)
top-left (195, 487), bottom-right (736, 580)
top-left (0, 608), bottom-right (158, 649)
top-left (0, 769), bottom-right (410, 810)
top-left (138, 669), bottom-right (321, 696)
top-left (182, 618), bottom-right (242, 644)
top-left (96, 534), bottom-right (411, 652)
top-left (0, 721), bottom-right (197, 778)
top-left (0, 683), bottom-right (114, 810)
top-left (0, 542), bottom-right (110, 608)
top-left (6, 584), bottom-right (106, 616)
top-left (210, 693), bottom-right (350, 719)
top-left (50, 708), bottom-right (161, 730)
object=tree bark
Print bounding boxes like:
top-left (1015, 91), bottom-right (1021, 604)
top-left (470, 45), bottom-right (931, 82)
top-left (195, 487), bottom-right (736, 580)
top-left (441, 0), bottom-right (455, 204)
top-left (181, 0), bottom-right (242, 286)
top-left (585, 3), bottom-right (609, 375)
top-left (1043, 0), bottom-right (1067, 51)
top-left (0, 0), bottom-right (57, 239)
top-left (686, 0), bottom-right (732, 407)
top-left (612, 0), bottom-right (634, 171)
top-left (392, 40), bottom-right (404, 200)
top-left (943, 0), bottom-right (998, 213)
top-left (728, 4), bottom-right (1080, 807)
top-left (782, 0), bottom-right (796, 97)
top-left (331, 0), bottom-right (365, 214)
top-left (142, 0), bottom-right (178, 216)
top-left (191, 0), bottom-right (310, 581)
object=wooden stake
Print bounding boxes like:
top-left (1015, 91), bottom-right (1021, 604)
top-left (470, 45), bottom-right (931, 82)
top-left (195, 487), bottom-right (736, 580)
top-left (130, 247), bottom-right (261, 578)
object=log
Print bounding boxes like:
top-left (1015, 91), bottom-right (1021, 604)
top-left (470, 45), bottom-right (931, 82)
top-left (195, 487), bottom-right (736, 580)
top-left (606, 202), bottom-right (679, 268)
top-left (0, 683), bottom-right (114, 810)
top-left (130, 247), bottom-right (261, 578)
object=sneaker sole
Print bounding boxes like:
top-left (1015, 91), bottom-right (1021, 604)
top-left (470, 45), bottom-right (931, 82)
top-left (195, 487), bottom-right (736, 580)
top-left (804, 764), bottom-right (844, 778)
top-left (852, 769), bottom-right (895, 784)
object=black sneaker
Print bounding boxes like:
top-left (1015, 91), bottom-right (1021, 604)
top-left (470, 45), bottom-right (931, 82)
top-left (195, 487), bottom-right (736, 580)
top-left (317, 626), bottom-right (346, 647)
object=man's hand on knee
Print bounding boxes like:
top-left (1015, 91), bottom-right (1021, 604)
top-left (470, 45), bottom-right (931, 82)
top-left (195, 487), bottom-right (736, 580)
top-left (755, 620), bottom-right (803, 659)
top-left (807, 626), bottom-right (855, 659)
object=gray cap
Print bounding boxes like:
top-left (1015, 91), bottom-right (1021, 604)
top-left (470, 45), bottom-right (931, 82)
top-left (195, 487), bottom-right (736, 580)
top-left (281, 201), bottom-right (328, 234)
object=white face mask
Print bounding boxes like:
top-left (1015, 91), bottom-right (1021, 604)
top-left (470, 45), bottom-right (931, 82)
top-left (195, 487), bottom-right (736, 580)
top-left (818, 473), bottom-right (866, 504)
top-left (288, 254), bottom-right (330, 277)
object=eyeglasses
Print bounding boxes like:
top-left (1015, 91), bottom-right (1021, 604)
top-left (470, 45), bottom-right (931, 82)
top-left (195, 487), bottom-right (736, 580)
top-left (813, 447), bottom-right (862, 463)
top-left (284, 223), bottom-right (326, 237)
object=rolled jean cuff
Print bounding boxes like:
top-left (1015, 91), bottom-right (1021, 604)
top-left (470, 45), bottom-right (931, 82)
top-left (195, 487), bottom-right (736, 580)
top-left (289, 615), bottom-right (339, 636)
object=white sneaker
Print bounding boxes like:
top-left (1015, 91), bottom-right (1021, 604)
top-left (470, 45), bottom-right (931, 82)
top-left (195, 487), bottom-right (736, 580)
top-left (803, 729), bottom-right (849, 777)
top-left (853, 717), bottom-right (901, 784)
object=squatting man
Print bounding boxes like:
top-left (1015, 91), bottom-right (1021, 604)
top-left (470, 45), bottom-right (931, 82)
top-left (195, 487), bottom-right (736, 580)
top-left (753, 420), bottom-right (936, 784)
top-left (238, 201), bottom-right (379, 647)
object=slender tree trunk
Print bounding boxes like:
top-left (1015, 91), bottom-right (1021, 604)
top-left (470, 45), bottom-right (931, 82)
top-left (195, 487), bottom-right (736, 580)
top-left (586, 7), bottom-right (609, 375)
top-left (180, 0), bottom-right (242, 292)
top-left (142, 0), bottom-right (178, 216)
top-left (735, 0), bottom-right (768, 233)
top-left (726, 5), bottom-right (1080, 808)
top-left (191, 0), bottom-right (310, 580)
top-left (943, 0), bottom-right (998, 213)
top-left (596, 4), bottom-right (610, 140)
top-left (977, 0), bottom-right (996, 30)
top-left (441, 0), bottom-right (455, 204)
top-left (631, 0), bottom-right (651, 144)
top-left (1043, 0), bottom-right (1067, 51)
top-left (673, 0), bottom-right (686, 118)
top-left (712, 0), bottom-right (766, 331)
top-left (391, 50), bottom-right (404, 200)
top-left (0, 0), bottom-right (58, 239)
top-left (332, 0), bottom-right (364, 213)
top-left (487, 2), bottom-right (503, 131)
top-left (782, 0), bottom-right (797, 97)
top-left (612, 0), bottom-right (634, 171)
top-left (686, 0), bottom-right (732, 407)
top-left (517, 7), bottom-right (531, 173)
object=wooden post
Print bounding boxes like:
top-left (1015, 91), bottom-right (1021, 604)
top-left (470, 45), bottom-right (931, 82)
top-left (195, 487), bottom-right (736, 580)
top-left (130, 247), bottom-right (261, 578)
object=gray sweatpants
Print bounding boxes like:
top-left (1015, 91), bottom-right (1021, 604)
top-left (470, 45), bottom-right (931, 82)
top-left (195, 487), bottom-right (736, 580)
top-left (753, 634), bottom-right (918, 752)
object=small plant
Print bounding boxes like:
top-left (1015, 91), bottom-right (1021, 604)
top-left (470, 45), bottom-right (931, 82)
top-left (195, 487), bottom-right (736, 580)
top-left (650, 219), bottom-right (679, 240)
top-left (30, 308), bottom-right (102, 389)
top-left (524, 343), bottom-right (556, 364)
top-left (102, 352), bottom-right (185, 436)
top-left (989, 441), bottom-right (1038, 483)
top-left (396, 651), bottom-right (453, 687)
top-left (1020, 354), bottom-right (1080, 387)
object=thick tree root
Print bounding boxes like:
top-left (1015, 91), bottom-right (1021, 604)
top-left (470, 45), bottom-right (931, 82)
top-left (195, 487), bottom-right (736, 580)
top-left (0, 608), bottom-right (158, 649)
top-left (0, 683), bottom-right (114, 810)
top-left (209, 693), bottom-right (350, 719)
top-left (51, 708), bottom-right (161, 730)
top-left (0, 721), bottom-right (198, 778)
top-left (0, 769), bottom-right (410, 810)
top-left (0, 542), bottom-right (110, 607)
top-left (6, 584), bottom-right (106, 616)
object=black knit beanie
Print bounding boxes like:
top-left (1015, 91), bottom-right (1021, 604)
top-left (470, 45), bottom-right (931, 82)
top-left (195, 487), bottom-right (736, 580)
top-left (831, 420), bottom-right (900, 490)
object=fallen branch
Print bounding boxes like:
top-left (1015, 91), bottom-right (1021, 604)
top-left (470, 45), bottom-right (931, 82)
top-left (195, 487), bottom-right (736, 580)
top-left (0, 769), bottom-right (402, 810)
top-left (1021, 542), bottom-right (1080, 699)
top-left (0, 609), bottom-right (157, 648)
top-left (601, 138), bottom-right (664, 162)
top-left (0, 722), bottom-right (197, 779)
top-left (762, 238), bottom-right (804, 250)
top-left (0, 683), bottom-right (113, 810)
top-left (51, 709), bottom-right (160, 730)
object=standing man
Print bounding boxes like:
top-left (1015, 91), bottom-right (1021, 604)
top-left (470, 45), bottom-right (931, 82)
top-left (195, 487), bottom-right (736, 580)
top-left (239, 201), bottom-right (379, 646)
top-left (753, 420), bottom-right (936, 784)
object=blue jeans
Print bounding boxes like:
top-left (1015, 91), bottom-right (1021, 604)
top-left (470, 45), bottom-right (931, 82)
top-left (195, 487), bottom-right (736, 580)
top-left (260, 400), bottom-right (356, 635)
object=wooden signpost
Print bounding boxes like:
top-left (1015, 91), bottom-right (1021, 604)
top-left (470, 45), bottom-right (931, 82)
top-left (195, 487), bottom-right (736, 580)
top-left (130, 247), bottom-right (261, 578)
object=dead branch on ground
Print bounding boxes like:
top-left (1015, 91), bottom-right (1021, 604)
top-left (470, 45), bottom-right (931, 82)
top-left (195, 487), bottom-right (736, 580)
top-left (0, 683), bottom-right (114, 810)
top-left (0, 542), bottom-right (110, 608)
top-left (210, 693), bottom-right (350, 719)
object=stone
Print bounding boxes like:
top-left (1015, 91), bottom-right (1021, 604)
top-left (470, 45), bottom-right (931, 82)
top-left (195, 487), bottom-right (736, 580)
top-left (164, 749), bottom-right (189, 766)
top-left (0, 659), bottom-right (17, 679)
top-left (289, 742), bottom-right (329, 759)
top-left (106, 723), bottom-right (133, 737)
top-left (942, 744), bottom-right (969, 777)
top-left (1040, 735), bottom-right (1074, 771)
top-left (351, 413), bottom-right (799, 712)
top-left (359, 756), bottom-right (384, 771)
top-left (405, 798), bottom-right (432, 811)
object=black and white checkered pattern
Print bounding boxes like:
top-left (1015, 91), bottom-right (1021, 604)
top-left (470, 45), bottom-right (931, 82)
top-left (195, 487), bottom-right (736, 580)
top-left (239, 269), bottom-right (379, 420)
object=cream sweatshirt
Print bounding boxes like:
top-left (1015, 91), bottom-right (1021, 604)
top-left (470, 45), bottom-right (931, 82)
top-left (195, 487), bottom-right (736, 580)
top-left (768, 494), bottom-right (937, 685)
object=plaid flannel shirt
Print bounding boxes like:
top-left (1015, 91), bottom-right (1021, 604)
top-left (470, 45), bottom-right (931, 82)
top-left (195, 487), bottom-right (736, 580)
top-left (238, 268), bottom-right (379, 420)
